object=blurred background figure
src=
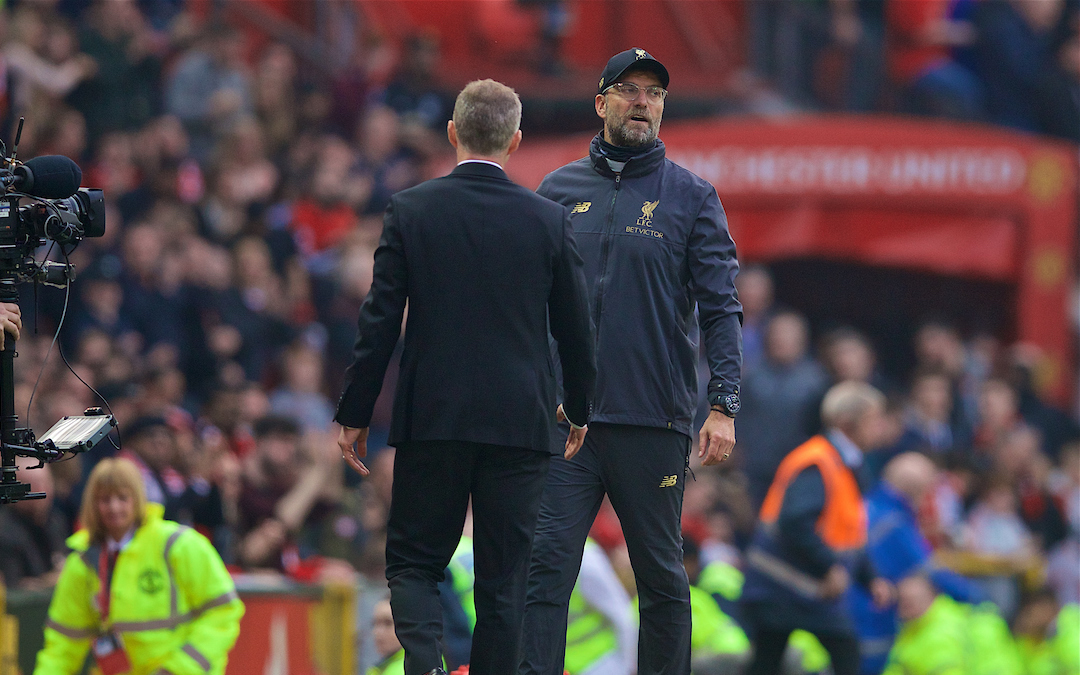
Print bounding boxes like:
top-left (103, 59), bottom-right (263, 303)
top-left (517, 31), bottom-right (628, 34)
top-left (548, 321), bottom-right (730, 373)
top-left (269, 340), bottom-right (336, 434)
top-left (369, 597), bottom-right (405, 675)
top-left (119, 415), bottom-right (224, 532)
top-left (886, 0), bottom-right (984, 119)
top-left (166, 22), bottom-right (252, 164)
top-left (0, 458), bottom-right (68, 590)
top-left (883, 574), bottom-right (1023, 675)
top-left (850, 452), bottom-right (983, 674)
top-left (819, 328), bottom-right (883, 389)
top-left (237, 416), bottom-right (341, 575)
top-left (894, 369), bottom-right (964, 456)
top-left (564, 538), bottom-right (636, 675)
top-left (738, 310), bottom-right (829, 509)
top-left (734, 265), bottom-right (775, 375)
top-left (743, 382), bottom-right (894, 675)
top-left (375, 32), bottom-right (450, 134)
top-left (682, 537), bottom-right (751, 675)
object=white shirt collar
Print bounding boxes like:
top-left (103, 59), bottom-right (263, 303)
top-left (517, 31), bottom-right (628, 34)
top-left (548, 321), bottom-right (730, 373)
top-left (826, 429), bottom-right (864, 468)
top-left (457, 159), bottom-right (504, 170)
top-left (106, 527), bottom-right (135, 553)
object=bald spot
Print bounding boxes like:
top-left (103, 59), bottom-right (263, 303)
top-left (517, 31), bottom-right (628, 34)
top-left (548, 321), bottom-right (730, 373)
top-left (882, 452), bottom-right (937, 502)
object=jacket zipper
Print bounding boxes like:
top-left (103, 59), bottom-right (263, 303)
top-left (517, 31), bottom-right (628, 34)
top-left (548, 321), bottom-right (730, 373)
top-left (592, 172), bottom-right (621, 350)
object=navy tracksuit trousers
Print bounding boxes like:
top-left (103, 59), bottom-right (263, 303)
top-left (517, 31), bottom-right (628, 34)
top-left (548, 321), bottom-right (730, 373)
top-left (519, 423), bottom-right (692, 675)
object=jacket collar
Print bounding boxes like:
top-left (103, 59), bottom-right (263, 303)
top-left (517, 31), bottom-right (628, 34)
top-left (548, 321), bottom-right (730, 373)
top-left (825, 429), bottom-right (864, 469)
top-left (589, 133), bottom-right (666, 178)
top-left (451, 160), bottom-right (510, 181)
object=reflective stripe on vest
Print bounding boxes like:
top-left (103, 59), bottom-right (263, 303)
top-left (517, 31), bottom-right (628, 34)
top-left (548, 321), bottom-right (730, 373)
top-left (759, 435), bottom-right (867, 551)
top-left (110, 590), bottom-right (240, 633)
top-left (183, 643), bottom-right (212, 671)
top-left (745, 547), bottom-right (828, 599)
top-left (164, 526), bottom-right (188, 618)
top-left (44, 619), bottom-right (97, 640)
top-left (44, 590), bottom-right (239, 638)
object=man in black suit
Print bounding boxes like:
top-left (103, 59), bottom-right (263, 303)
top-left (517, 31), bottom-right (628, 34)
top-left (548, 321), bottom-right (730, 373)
top-left (335, 79), bottom-right (595, 675)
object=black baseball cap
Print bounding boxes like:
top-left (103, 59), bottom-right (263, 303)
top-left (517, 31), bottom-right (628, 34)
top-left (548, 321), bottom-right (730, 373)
top-left (598, 48), bottom-right (670, 94)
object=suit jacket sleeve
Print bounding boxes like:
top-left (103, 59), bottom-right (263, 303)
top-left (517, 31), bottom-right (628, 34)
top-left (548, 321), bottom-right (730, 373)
top-left (334, 200), bottom-right (409, 428)
top-left (548, 207), bottom-right (595, 427)
top-left (688, 187), bottom-right (743, 396)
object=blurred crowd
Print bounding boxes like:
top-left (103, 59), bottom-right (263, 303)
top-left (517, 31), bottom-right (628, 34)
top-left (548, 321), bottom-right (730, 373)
top-left (0, 0), bottom-right (1074, 673)
top-left (741, 0), bottom-right (1080, 142)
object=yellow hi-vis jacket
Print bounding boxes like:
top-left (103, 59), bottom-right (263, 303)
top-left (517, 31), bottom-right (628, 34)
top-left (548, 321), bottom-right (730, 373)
top-left (34, 503), bottom-right (245, 675)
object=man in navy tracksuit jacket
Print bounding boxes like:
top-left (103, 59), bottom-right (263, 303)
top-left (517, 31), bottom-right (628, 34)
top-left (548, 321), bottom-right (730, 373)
top-left (520, 49), bottom-right (743, 675)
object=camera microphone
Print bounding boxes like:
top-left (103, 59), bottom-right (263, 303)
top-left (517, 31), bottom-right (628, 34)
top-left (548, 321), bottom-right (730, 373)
top-left (9, 155), bottom-right (83, 199)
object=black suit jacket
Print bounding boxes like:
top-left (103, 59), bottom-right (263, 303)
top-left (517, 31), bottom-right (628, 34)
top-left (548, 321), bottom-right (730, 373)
top-left (335, 161), bottom-right (595, 453)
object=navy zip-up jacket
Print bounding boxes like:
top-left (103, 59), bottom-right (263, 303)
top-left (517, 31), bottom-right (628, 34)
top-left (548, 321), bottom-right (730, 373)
top-left (538, 134), bottom-right (742, 437)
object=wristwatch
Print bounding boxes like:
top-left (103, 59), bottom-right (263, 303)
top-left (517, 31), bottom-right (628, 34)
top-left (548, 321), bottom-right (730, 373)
top-left (709, 386), bottom-right (740, 418)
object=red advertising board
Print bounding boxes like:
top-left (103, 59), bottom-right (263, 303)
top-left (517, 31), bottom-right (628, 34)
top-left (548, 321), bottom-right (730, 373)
top-left (226, 593), bottom-right (320, 675)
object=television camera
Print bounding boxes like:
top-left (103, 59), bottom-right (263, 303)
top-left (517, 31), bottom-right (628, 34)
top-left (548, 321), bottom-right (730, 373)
top-left (0, 120), bottom-right (115, 504)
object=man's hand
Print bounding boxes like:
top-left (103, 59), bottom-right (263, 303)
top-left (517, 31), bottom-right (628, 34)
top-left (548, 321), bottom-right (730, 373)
top-left (0, 302), bottom-right (22, 350)
top-left (556, 404), bottom-right (588, 460)
top-left (870, 577), bottom-right (895, 608)
top-left (820, 564), bottom-right (851, 599)
top-left (337, 425), bottom-right (370, 476)
top-left (698, 411), bottom-right (735, 465)
top-left (240, 517), bottom-right (288, 567)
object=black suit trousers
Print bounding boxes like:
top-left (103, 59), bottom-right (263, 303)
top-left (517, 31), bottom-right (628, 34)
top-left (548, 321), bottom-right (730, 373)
top-left (386, 440), bottom-right (551, 675)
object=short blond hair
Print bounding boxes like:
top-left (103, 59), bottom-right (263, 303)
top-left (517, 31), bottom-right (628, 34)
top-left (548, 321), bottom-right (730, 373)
top-left (79, 458), bottom-right (147, 543)
top-left (452, 79), bottom-right (521, 156)
top-left (820, 381), bottom-right (885, 431)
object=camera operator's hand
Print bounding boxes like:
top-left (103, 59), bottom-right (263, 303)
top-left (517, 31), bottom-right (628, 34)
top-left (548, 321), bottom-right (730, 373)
top-left (0, 302), bottom-right (22, 349)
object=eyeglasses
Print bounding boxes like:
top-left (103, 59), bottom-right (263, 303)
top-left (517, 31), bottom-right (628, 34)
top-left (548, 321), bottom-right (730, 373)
top-left (603, 82), bottom-right (668, 103)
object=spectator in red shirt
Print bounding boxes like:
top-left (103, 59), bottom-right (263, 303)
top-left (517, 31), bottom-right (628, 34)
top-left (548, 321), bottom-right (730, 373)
top-left (887, 0), bottom-right (985, 119)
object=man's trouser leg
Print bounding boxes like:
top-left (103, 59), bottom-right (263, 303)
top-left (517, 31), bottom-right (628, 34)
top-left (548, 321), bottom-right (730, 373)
top-left (468, 444), bottom-right (551, 675)
top-left (519, 432), bottom-right (606, 675)
top-left (814, 632), bottom-right (860, 675)
top-left (745, 628), bottom-right (793, 675)
top-left (601, 424), bottom-right (692, 675)
top-left (386, 441), bottom-right (475, 675)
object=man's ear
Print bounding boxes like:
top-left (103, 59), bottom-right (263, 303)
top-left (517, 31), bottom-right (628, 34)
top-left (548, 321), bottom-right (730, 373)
top-left (447, 120), bottom-right (458, 149)
top-left (595, 94), bottom-right (607, 121)
top-left (506, 129), bottom-right (523, 156)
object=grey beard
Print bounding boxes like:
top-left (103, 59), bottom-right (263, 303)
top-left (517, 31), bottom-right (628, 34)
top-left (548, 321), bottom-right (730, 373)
top-left (607, 120), bottom-right (657, 147)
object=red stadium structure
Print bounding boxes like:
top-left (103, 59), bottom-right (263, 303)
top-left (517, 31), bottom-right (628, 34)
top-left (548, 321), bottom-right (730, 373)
top-left (502, 117), bottom-right (1078, 405)
top-left (191, 0), bottom-right (747, 99)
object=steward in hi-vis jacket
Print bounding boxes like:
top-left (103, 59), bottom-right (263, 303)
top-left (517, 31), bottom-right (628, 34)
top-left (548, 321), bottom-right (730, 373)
top-left (35, 502), bottom-right (243, 675)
